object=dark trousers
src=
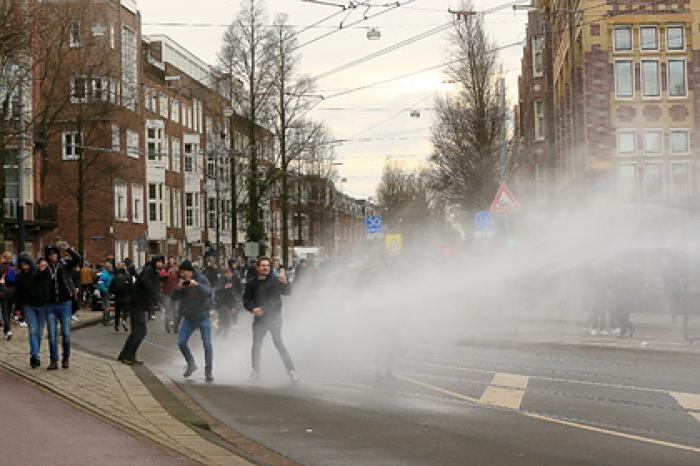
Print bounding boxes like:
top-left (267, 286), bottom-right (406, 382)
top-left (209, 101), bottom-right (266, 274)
top-left (114, 303), bottom-right (130, 329)
top-left (1, 298), bottom-right (11, 334)
top-left (118, 308), bottom-right (147, 361)
top-left (252, 313), bottom-right (294, 373)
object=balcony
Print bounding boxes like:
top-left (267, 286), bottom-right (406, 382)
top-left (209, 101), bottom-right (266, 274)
top-left (3, 200), bottom-right (58, 228)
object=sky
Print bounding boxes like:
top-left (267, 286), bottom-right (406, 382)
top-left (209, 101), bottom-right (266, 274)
top-left (138, 0), bottom-right (528, 199)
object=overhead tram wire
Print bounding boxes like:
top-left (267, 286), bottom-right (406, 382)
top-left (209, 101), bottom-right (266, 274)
top-left (294, 0), bottom-right (419, 51)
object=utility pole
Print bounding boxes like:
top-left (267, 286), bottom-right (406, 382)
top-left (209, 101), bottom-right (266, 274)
top-left (279, 25), bottom-right (290, 266)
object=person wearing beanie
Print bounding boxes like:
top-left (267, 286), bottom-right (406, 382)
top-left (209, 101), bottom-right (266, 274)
top-left (117, 255), bottom-right (164, 365)
top-left (172, 260), bottom-right (214, 382)
top-left (37, 244), bottom-right (81, 370)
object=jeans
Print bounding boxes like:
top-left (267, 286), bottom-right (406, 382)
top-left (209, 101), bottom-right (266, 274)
top-left (252, 313), bottom-right (294, 373)
top-left (46, 301), bottom-right (72, 361)
top-left (25, 306), bottom-right (47, 359)
top-left (1, 298), bottom-right (11, 335)
top-left (118, 308), bottom-right (147, 362)
top-left (178, 318), bottom-right (213, 372)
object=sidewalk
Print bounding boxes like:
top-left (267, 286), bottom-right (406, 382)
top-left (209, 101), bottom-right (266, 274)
top-left (459, 312), bottom-right (700, 355)
top-left (0, 313), bottom-right (251, 466)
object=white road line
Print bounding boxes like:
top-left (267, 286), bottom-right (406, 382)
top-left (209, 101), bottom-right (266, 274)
top-left (396, 373), bottom-right (700, 455)
top-left (671, 392), bottom-right (700, 423)
top-left (479, 373), bottom-right (529, 410)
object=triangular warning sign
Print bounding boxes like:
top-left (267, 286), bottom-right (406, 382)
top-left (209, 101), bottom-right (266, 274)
top-left (489, 184), bottom-right (520, 213)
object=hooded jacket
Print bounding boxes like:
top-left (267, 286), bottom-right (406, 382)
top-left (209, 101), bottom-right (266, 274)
top-left (14, 255), bottom-right (48, 309)
top-left (110, 267), bottom-right (134, 308)
top-left (172, 271), bottom-right (213, 322)
top-left (131, 256), bottom-right (164, 311)
top-left (38, 246), bottom-right (81, 304)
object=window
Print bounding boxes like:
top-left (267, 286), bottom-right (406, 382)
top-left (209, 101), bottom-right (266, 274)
top-left (640, 26), bottom-right (658, 51)
top-left (110, 79), bottom-right (119, 104)
top-left (671, 162), bottom-right (690, 197)
top-left (173, 189), bottom-right (182, 228)
top-left (670, 129), bottom-right (689, 154)
top-left (111, 124), bottom-right (120, 152)
top-left (185, 192), bottom-right (200, 227)
top-left (534, 100), bottom-right (545, 141)
top-left (159, 93), bottom-right (168, 118)
top-left (91, 77), bottom-right (109, 102)
top-left (532, 37), bottom-right (543, 77)
top-left (615, 60), bottom-right (634, 98)
top-left (148, 183), bottom-right (164, 222)
top-left (62, 132), bottom-right (82, 160)
top-left (126, 129), bottom-right (139, 157)
top-left (208, 197), bottom-right (216, 229)
top-left (115, 240), bottom-right (129, 263)
top-left (114, 181), bottom-right (128, 221)
top-left (171, 137), bottom-right (181, 172)
top-left (171, 99), bottom-right (180, 123)
top-left (667, 26), bottom-right (684, 51)
top-left (668, 59), bottom-right (687, 97)
top-left (618, 163), bottom-right (638, 203)
top-left (146, 126), bottom-right (165, 161)
top-left (144, 86), bottom-right (154, 112)
top-left (165, 186), bottom-right (172, 227)
top-left (644, 163), bottom-right (664, 201)
top-left (643, 130), bottom-right (662, 154)
top-left (132, 183), bottom-right (143, 223)
top-left (207, 153), bottom-right (216, 179)
top-left (617, 130), bottom-right (635, 155)
top-left (614, 26), bottom-right (632, 51)
top-left (69, 21), bottom-right (81, 48)
top-left (70, 76), bottom-right (87, 103)
top-left (110, 24), bottom-right (116, 49)
top-left (184, 143), bottom-right (194, 172)
top-left (641, 60), bottom-right (660, 97)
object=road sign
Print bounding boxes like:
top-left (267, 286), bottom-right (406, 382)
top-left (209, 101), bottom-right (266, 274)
top-left (474, 211), bottom-right (495, 231)
top-left (489, 184), bottom-right (520, 213)
top-left (244, 241), bottom-right (259, 258)
top-left (385, 234), bottom-right (402, 255)
top-left (365, 216), bottom-right (384, 235)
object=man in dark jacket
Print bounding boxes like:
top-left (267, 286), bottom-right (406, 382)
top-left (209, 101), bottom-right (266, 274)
top-left (118, 256), bottom-right (164, 365)
top-left (15, 254), bottom-right (48, 368)
top-left (172, 260), bottom-right (214, 382)
top-left (215, 266), bottom-right (242, 339)
top-left (38, 244), bottom-right (81, 370)
top-left (110, 261), bottom-right (134, 332)
top-left (243, 257), bottom-right (298, 383)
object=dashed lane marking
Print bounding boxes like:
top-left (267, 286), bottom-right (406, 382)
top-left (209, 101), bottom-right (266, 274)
top-left (479, 373), bottom-right (529, 410)
top-left (671, 392), bottom-right (700, 423)
top-left (396, 373), bottom-right (700, 455)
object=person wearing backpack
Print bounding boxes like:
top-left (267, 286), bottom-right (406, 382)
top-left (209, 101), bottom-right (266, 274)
top-left (110, 261), bottom-right (134, 332)
top-left (96, 262), bottom-right (114, 325)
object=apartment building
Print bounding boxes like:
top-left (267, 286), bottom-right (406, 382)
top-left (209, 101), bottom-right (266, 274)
top-left (516, 0), bottom-right (699, 206)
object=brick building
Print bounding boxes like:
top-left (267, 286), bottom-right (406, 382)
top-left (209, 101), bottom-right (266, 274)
top-left (515, 0), bottom-right (700, 206)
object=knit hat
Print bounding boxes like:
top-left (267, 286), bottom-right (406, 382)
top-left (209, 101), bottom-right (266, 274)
top-left (179, 260), bottom-right (195, 272)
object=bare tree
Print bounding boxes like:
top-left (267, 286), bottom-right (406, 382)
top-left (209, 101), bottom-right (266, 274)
top-left (376, 162), bottom-right (433, 232)
top-left (218, 0), bottom-right (277, 243)
top-left (428, 2), bottom-right (506, 212)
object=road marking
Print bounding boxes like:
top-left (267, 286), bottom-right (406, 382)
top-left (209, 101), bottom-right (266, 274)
top-left (479, 373), bottom-right (529, 410)
top-left (671, 392), bottom-right (700, 423)
top-left (396, 373), bottom-right (700, 455)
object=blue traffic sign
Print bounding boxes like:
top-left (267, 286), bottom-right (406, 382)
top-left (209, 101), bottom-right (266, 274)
top-left (365, 216), bottom-right (384, 234)
top-left (474, 211), bottom-right (494, 231)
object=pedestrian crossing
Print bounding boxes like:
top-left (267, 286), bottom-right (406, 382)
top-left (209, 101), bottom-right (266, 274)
top-left (671, 392), bottom-right (700, 423)
top-left (479, 373), bottom-right (529, 410)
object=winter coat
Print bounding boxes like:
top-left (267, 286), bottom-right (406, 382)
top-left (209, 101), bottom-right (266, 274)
top-left (243, 273), bottom-right (290, 319)
top-left (172, 272), bottom-right (213, 322)
top-left (14, 256), bottom-right (48, 309)
top-left (131, 261), bottom-right (162, 311)
top-left (37, 248), bottom-right (81, 304)
top-left (96, 269), bottom-right (113, 294)
top-left (109, 269), bottom-right (134, 308)
top-left (216, 273), bottom-right (242, 310)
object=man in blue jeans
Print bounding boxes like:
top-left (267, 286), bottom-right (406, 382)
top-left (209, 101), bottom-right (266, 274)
top-left (14, 254), bottom-right (48, 368)
top-left (38, 244), bottom-right (81, 370)
top-left (172, 260), bottom-right (214, 382)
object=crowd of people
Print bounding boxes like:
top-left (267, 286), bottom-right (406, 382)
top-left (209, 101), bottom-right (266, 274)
top-left (0, 244), bottom-right (310, 384)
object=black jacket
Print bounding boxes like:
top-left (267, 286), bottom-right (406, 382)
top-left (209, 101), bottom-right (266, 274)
top-left (110, 268), bottom-right (134, 308)
top-left (132, 262), bottom-right (162, 311)
top-left (14, 257), bottom-right (48, 309)
top-left (38, 248), bottom-right (81, 304)
top-left (215, 272), bottom-right (242, 309)
top-left (172, 272), bottom-right (213, 322)
top-left (243, 273), bottom-right (290, 318)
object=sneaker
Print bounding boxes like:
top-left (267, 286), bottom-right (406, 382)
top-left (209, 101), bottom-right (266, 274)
top-left (71, 315), bottom-right (79, 322)
top-left (47, 360), bottom-right (58, 371)
top-left (248, 371), bottom-right (259, 383)
top-left (205, 371), bottom-right (214, 383)
top-left (183, 363), bottom-right (197, 378)
top-left (30, 357), bottom-right (40, 369)
top-left (121, 320), bottom-right (129, 332)
top-left (61, 358), bottom-right (69, 369)
top-left (4, 331), bottom-right (12, 341)
top-left (19, 321), bottom-right (28, 328)
top-left (287, 369), bottom-right (301, 384)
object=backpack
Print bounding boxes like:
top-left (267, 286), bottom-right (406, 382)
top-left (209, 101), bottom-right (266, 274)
top-left (110, 271), bottom-right (133, 297)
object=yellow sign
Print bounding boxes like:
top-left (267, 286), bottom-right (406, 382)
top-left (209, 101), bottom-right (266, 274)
top-left (385, 234), bottom-right (402, 254)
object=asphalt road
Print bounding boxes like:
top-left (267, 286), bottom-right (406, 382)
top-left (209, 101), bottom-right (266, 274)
top-left (74, 311), bottom-right (700, 466)
top-left (0, 366), bottom-right (196, 466)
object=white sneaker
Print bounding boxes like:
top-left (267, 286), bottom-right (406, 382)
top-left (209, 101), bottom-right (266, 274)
top-left (71, 315), bottom-right (79, 322)
top-left (248, 371), bottom-right (259, 383)
top-left (19, 322), bottom-right (28, 328)
top-left (287, 369), bottom-right (301, 384)
top-left (4, 331), bottom-right (12, 341)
